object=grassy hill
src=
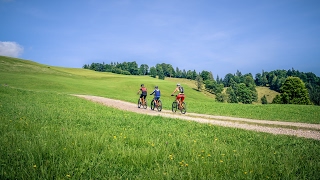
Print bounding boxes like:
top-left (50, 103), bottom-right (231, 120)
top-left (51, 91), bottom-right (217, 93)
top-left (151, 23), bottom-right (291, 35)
top-left (256, 86), bottom-right (280, 103)
top-left (0, 55), bottom-right (319, 123)
top-left (1, 56), bottom-right (320, 179)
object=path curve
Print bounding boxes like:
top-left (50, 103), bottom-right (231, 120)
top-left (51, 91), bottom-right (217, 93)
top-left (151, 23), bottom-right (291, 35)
top-left (74, 95), bottom-right (320, 141)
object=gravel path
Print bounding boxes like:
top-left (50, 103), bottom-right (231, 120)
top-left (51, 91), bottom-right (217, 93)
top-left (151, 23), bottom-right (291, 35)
top-left (74, 95), bottom-right (320, 141)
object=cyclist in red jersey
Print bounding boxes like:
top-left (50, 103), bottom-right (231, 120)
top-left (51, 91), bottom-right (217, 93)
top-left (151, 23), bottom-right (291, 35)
top-left (137, 84), bottom-right (147, 104)
top-left (171, 83), bottom-right (185, 107)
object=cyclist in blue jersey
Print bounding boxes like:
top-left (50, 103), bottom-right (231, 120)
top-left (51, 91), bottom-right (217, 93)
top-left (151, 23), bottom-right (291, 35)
top-left (150, 86), bottom-right (161, 107)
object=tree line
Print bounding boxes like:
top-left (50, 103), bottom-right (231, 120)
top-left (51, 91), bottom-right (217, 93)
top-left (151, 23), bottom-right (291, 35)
top-left (83, 62), bottom-right (320, 105)
top-left (82, 61), bottom-right (199, 79)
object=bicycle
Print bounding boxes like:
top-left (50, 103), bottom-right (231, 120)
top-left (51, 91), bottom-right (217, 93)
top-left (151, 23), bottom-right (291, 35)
top-left (138, 97), bottom-right (147, 109)
top-left (171, 95), bottom-right (186, 114)
top-left (151, 99), bottom-right (162, 111)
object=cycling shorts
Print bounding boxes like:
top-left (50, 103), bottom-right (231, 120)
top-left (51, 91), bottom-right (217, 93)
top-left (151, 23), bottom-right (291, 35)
top-left (140, 94), bottom-right (147, 99)
top-left (176, 94), bottom-right (185, 102)
top-left (153, 96), bottom-right (160, 100)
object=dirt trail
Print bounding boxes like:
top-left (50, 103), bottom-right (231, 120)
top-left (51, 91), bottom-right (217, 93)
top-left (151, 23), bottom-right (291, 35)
top-left (74, 95), bottom-right (320, 141)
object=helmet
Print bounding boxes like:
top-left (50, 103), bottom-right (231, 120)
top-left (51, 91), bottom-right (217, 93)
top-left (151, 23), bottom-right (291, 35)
top-left (155, 86), bottom-right (158, 89)
top-left (177, 83), bottom-right (180, 86)
top-left (141, 84), bottom-right (144, 87)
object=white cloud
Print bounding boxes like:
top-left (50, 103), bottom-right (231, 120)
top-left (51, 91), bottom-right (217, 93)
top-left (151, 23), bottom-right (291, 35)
top-left (0, 41), bottom-right (24, 57)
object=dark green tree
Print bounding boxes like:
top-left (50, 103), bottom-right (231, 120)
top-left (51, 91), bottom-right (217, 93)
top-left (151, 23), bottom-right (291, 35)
top-left (216, 93), bottom-right (227, 102)
top-left (192, 70), bottom-right (197, 80)
top-left (200, 70), bottom-right (211, 81)
top-left (175, 67), bottom-right (182, 78)
top-left (155, 64), bottom-right (165, 80)
top-left (244, 75), bottom-right (255, 87)
top-left (195, 75), bottom-right (203, 91)
top-left (226, 87), bottom-right (238, 103)
top-left (205, 80), bottom-right (223, 94)
top-left (149, 66), bottom-right (157, 78)
top-left (128, 61), bottom-right (139, 75)
top-left (279, 77), bottom-right (311, 105)
top-left (307, 83), bottom-right (320, 105)
top-left (139, 64), bottom-right (149, 75)
top-left (272, 94), bottom-right (282, 104)
top-left (237, 83), bottom-right (253, 104)
top-left (255, 73), bottom-right (262, 86)
top-left (261, 95), bottom-right (268, 104)
top-left (182, 69), bottom-right (187, 78)
top-left (223, 73), bottom-right (235, 87)
top-left (186, 70), bottom-right (193, 79)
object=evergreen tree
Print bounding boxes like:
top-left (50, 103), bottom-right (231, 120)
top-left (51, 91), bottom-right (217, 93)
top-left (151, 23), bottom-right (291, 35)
top-left (255, 73), bottom-right (262, 86)
top-left (226, 87), bottom-right (238, 103)
top-left (272, 95), bottom-right (282, 104)
top-left (182, 69), bottom-right (187, 78)
top-left (223, 73), bottom-right (235, 87)
top-left (216, 75), bottom-right (220, 84)
top-left (186, 70), bottom-right (193, 79)
top-left (175, 67), bottom-right (182, 78)
top-left (261, 95), bottom-right (268, 104)
top-left (192, 70), bottom-right (197, 80)
top-left (195, 75), bottom-right (203, 91)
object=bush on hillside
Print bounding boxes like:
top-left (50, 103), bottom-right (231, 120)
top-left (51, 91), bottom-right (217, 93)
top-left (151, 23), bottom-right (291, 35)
top-left (261, 95), bottom-right (268, 104)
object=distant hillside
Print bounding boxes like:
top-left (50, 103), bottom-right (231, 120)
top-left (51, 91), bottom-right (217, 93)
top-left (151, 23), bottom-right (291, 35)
top-left (256, 87), bottom-right (280, 104)
top-left (166, 77), bottom-right (279, 104)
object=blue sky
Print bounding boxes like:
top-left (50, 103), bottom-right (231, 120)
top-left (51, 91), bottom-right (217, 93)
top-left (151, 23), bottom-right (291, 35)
top-left (1, 0), bottom-right (320, 77)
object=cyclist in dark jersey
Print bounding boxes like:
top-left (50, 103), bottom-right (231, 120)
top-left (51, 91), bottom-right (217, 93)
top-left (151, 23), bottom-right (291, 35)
top-left (137, 84), bottom-right (147, 104)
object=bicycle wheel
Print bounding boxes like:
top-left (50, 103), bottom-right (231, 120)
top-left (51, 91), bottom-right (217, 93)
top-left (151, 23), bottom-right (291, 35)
top-left (138, 99), bottom-right (141, 108)
top-left (172, 101), bottom-right (177, 112)
top-left (150, 99), bottom-right (155, 110)
top-left (143, 100), bottom-right (147, 109)
top-left (181, 102), bottom-right (186, 114)
top-left (157, 100), bottom-right (162, 112)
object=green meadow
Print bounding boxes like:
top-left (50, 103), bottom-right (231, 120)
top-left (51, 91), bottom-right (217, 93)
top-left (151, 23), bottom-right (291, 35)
top-left (1, 56), bottom-right (320, 179)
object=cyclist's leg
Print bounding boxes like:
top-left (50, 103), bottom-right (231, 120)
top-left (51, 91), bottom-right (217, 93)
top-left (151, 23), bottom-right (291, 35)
top-left (142, 95), bottom-right (145, 104)
top-left (144, 95), bottom-right (147, 104)
top-left (177, 94), bottom-right (182, 109)
top-left (181, 95), bottom-right (185, 107)
top-left (176, 95), bottom-right (180, 104)
top-left (140, 94), bottom-right (142, 103)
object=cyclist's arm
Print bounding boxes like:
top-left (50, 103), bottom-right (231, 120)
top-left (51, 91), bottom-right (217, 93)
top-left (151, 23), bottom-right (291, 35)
top-left (171, 87), bottom-right (178, 95)
top-left (150, 90), bottom-right (155, 95)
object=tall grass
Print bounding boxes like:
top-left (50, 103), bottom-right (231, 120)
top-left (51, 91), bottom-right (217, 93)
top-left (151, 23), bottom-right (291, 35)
top-left (1, 86), bottom-right (319, 179)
